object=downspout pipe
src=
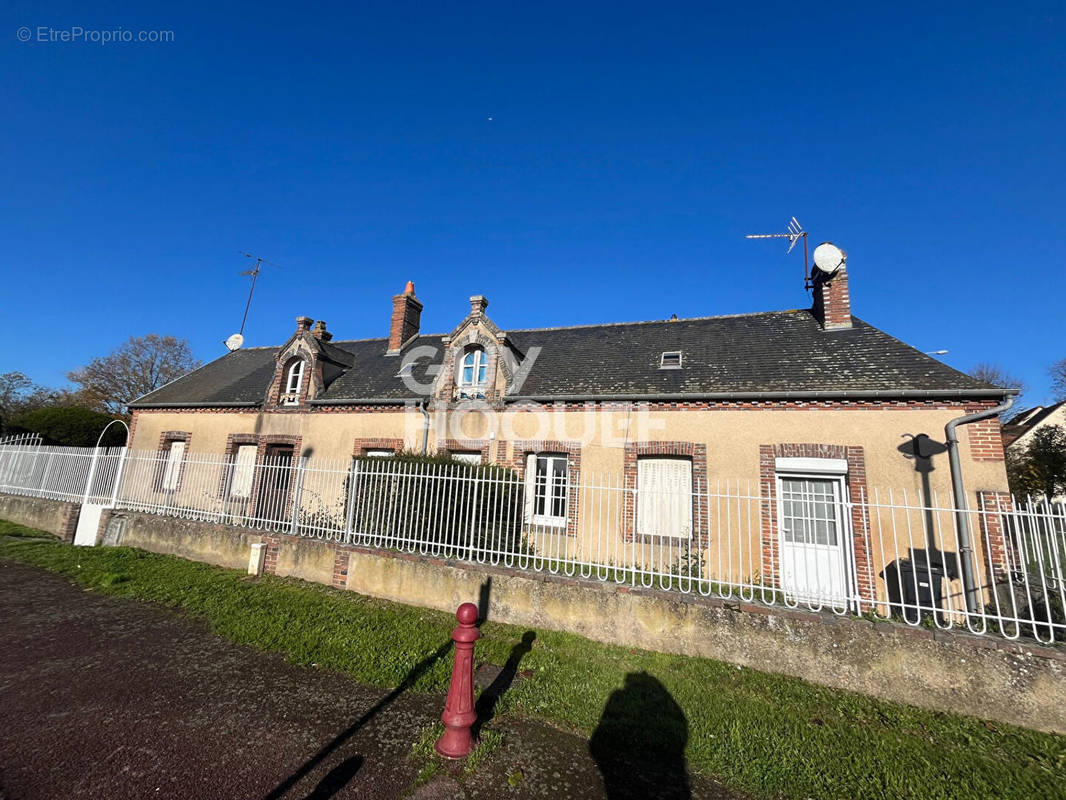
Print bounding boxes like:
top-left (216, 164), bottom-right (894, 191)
top-left (944, 392), bottom-right (1016, 614)
top-left (419, 400), bottom-right (431, 455)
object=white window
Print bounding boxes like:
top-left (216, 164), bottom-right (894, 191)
top-left (161, 440), bottom-right (186, 492)
top-left (452, 451), bottom-right (482, 465)
top-left (637, 457), bottom-right (692, 538)
top-left (363, 449), bottom-right (395, 458)
top-left (284, 360), bottom-right (305, 404)
top-left (523, 454), bottom-right (569, 527)
top-left (459, 348), bottom-right (487, 386)
top-left (228, 444), bottom-right (258, 498)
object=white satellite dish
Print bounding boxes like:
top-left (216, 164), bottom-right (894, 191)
top-left (224, 333), bottom-right (245, 352)
top-left (812, 242), bottom-right (846, 275)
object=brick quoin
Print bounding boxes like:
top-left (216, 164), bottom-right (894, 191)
top-left (968, 419), bottom-right (1006, 462)
top-left (977, 491), bottom-right (1013, 577)
top-left (261, 535), bottom-right (280, 575)
top-left (331, 548), bottom-right (351, 589)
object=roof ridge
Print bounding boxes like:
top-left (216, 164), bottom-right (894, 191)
top-left (505, 309), bottom-right (806, 334)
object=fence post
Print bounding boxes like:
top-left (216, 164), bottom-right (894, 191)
top-left (108, 447), bottom-right (129, 509)
top-left (345, 457), bottom-right (360, 543)
top-left (289, 455), bottom-right (309, 536)
top-left (81, 447), bottom-right (102, 507)
top-left (467, 473), bottom-right (481, 562)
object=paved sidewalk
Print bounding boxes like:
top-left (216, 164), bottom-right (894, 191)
top-left (0, 558), bottom-right (737, 799)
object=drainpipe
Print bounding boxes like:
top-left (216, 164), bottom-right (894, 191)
top-left (944, 393), bottom-right (1016, 614)
top-left (419, 400), bottom-right (431, 455)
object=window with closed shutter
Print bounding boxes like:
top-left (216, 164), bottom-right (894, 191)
top-left (228, 444), bottom-right (258, 498)
top-left (161, 440), bottom-right (186, 492)
top-left (637, 457), bottom-right (692, 538)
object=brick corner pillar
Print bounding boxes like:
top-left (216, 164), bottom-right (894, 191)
top-left (977, 490), bottom-right (1013, 579)
top-left (262, 536), bottom-right (280, 575)
top-left (757, 445), bottom-right (779, 588)
top-left (58, 503), bottom-right (81, 543)
top-left (331, 547), bottom-right (351, 590)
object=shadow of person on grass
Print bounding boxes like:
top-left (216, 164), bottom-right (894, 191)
top-left (472, 630), bottom-right (535, 739)
top-left (260, 639), bottom-right (453, 800)
top-left (589, 672), bottom-right (690, 800)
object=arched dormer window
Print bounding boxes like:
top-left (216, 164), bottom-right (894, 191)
top-left (459, 348), bottom-right (487, 388)
top-left (283, 359), bottom-right (305, 405)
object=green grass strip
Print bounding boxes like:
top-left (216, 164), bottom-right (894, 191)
top-left (1, 520), bottom-right (1063, 800)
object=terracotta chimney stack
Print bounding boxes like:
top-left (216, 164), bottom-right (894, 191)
top-left (311, 320), bottom-right (333, 341)
top-left (469, 295), bottom-right (489, 317)
top-left (388, 281), bottom-right (423, 354)
top-left (296, 316), bottom-right (313, 334)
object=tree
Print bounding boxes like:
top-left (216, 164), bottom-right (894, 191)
top-left (5, 406), bottom-right (127, 447)
top-left (68, 335), bottom-right (201, 414)
top-left (0, 372), bottom-right (34, 429)
top-left (1007, 425), bottom-right (1066, 499)
top-left (969, 363), bottom-right (1026, 417)
top-left (1051, 358), bottom-right (1066, 402)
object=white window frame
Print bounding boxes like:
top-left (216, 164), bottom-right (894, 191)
top-left (636, 456), bottom-right (693, 539)
top-left (452, 451), bottom-right (482, 465)
top-left (161, 440), bottom-right (186, 492)
top-left (459, 348), bottom-right (487, 387)
top-left (523, 453), bottom-right (569, 528)
top-left (363, 449), bottom-right (395, 458)
top-left (659, 351), bottom-right (683, 369)
top-left (774, 457), bottom-right (856, 607)
top-left (284, 360), bottom-right (305, 405)
top-left (228, 444), bottom-right (258, 498)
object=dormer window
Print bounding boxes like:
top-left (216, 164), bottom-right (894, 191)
top-left (283, 360), bottom-right (305, 405)
top-left (660, 351), bottom-right (682, 369)
top-left (460, 348), bottom-right (487, 387)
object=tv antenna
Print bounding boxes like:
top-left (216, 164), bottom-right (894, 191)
top-left (224, 252), bottom-right (284, 351)
top-left (746, 217), bottom-right (812, 289)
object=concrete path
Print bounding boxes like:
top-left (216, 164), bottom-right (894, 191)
top-left (0, 559), bottom-right (738, 799)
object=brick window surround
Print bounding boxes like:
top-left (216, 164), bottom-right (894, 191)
top-left (758, 444), bottom-right (873, 602)
top-left (511, 440), bottom-right (582, 538)
top-left (437, 438), bottom-right (492, 464)
top-left (247, 434), bottom-right (303, 521)
top-left (353, 438), bottom-right (405, 457)
top-left (217, 433), bottom-right (259, 498)
top-left (622, 442), bottom-right (709, 544)
top-left (154, 430), bottom-right (191, 492)
top-left (268, 355), bottom-right (314, 409)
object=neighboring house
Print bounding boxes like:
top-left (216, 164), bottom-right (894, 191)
top-left (1002, 401), bottom-right (1066, 451)
top-left (127, 264), bottom-right (1013, 606)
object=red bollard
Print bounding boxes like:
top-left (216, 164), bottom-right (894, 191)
top-left (434, 602), bottom-right (480, 759)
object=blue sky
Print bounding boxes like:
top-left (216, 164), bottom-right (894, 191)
top-left (3, 1), bottom-right (1064, 403)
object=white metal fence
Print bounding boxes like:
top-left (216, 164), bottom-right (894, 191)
top-left (0, 444), bottom-right (125, 504)
top-left (0, 444), bottom-right (1063, 644)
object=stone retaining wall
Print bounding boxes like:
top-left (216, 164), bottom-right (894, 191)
top-left (0, 494), bottom-right (80, 542)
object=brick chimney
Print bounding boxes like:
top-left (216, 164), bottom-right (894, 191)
top-left (388, 281), bottom-right (423, 354)
top-left (311, 320), bottom-right (332, 341)
top-left (296, 316), bottom-right (313, 333)
top-left (812, 265), bottom-right (852, 330)
top-left (469, 295), bottom-right (489, 317)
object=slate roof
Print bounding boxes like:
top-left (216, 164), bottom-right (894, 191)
top-left (1002, 401), bottom-right (1066, 447)
top-left (129, 309), bottom-right (1006, 408)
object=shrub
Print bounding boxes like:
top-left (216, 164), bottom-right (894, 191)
top-left (5, 406), bottom-right (127, 447)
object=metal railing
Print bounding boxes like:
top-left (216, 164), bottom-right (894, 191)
top-left (0, 444), bottom-right (125, 504)
top-left (0, 445), bottom-right (1063, 644)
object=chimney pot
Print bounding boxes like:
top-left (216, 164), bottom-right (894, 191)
top-left (469, 295), bottom-right (489, 317)
top-left (296, 316), bottom-right (313, 333)
top-left (388, 282), bottom-right (423, 353)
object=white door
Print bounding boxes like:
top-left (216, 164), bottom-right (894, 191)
top-left (777, 475), bottom-right (851, 606)
top-left (637, 458), bottom-right (692, 539)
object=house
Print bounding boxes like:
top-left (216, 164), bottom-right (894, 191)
top-left (126, 259), bottom-right (1014, 607)
top-left (1002, 401), bottom-right (1066, 451)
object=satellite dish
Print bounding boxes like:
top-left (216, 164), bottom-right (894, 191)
top-left (812, 242), bottom-right (846, 275)
top-left (224, 333), bottom-right (245, 352)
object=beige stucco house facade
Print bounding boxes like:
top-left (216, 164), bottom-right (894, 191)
top-left (128, 265), bottom-right (1015, 608)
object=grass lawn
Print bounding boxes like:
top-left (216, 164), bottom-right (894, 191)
top-left (1, 519), bottom-right (1063, 799)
